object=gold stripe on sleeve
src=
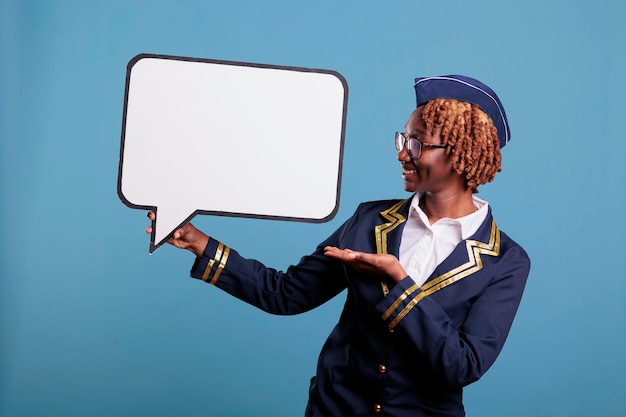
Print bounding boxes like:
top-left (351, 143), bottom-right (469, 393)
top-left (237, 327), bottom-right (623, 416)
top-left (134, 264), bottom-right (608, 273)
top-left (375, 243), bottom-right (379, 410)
top-left (201, 242), bottom-right (229, 283)
top-left (382, 283), bottom-right (420, 320)
top-left (209, 246), bottom-right (230, 285)
top-left (201, 258), bottom-right (216, 281)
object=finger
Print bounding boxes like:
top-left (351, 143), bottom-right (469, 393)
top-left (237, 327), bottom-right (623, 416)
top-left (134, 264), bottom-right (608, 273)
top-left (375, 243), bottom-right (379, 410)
top-left (347, 252), bottom-right (359, 260)
top-left (324, 246), bottom-right (341, 256)
top-left (173, 225), bottom-right (190, 240)
top-left (351, 252), bottom-right (377, 265)
top-left (146, 226), bottom-right (153, 234)
top-left (324, 247), bottom-right (346, 259)
top-left (325, 248), bottom-right (358, 262)
top-left (325, 246), bottom-right (353, 255)
top-left (337, 248), bottom-right (359, 260)
top-left (147, 211), bottom-right (156, 220)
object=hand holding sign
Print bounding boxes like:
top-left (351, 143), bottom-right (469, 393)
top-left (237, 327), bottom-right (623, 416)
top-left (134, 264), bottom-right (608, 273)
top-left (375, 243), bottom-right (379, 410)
top-left (118, 54), bottom-right (348, 252)
top-left (145, 211), bottom-right (208, 257)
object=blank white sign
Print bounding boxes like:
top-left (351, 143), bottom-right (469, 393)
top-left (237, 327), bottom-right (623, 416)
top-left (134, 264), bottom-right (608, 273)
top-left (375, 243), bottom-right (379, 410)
top-left (118, 54), bottom-right (348, 252)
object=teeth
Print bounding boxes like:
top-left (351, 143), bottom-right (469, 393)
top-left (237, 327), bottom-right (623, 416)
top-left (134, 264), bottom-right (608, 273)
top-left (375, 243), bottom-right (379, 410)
top-left (403, 169), bottom-right (416, 175)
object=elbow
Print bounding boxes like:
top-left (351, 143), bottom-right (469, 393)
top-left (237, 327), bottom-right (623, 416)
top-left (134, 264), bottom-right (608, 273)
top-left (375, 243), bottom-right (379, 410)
top-left (439, 340), bottom-right (498, 389)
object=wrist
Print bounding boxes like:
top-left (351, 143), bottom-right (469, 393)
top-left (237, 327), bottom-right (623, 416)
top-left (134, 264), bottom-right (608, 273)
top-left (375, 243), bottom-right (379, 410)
top-left (391, 265), bottom-right (408, 283)
top-left (190, 234), bottom-right (209, 258)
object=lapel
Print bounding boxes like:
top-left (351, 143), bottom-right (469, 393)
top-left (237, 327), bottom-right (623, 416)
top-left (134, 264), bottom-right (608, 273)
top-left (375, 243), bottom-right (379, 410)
top-left (420, 207), bottom-right (500, 296)
top-left (374, 197), bottom-right (412, 256)
top-left (374, 197), bottom-right (412, 296)
top-left (373, 200), bottom-right (501, 297)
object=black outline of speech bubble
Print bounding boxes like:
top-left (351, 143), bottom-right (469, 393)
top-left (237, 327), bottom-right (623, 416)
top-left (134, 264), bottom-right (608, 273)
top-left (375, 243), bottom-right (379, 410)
top-left (117, 53), bottom-right (348, 253)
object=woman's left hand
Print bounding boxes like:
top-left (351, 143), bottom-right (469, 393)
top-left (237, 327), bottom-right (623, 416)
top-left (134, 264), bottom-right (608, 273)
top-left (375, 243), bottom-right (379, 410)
top-left (324, 246), bottom-right (408, 284)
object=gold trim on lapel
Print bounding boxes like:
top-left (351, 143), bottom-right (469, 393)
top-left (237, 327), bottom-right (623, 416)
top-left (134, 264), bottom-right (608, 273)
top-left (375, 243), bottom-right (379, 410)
top-left (384, 219), bottom-right (501, 328)
top-left (374, 199), bottom-right (409, 296)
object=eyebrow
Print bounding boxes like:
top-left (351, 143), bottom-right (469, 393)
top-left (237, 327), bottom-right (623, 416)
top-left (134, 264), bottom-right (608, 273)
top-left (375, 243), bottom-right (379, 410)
top-left (404, 130), bottom-right (443, 145)
top-left (405, 128), bottom-right (427, 137)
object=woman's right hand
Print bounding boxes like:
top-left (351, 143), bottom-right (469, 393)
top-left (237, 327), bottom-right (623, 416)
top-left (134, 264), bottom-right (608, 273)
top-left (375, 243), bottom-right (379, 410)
top-left (146, 211), bottom-right (209, 257)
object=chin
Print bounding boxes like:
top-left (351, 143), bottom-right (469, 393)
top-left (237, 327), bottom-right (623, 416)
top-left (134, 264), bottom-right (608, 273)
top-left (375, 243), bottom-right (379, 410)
top-left (403, 182), bottom-right (417, 193)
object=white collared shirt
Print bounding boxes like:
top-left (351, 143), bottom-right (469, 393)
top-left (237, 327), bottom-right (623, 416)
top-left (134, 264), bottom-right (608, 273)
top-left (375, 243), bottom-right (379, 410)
top-left (399, 194), bottom-right (489, 286)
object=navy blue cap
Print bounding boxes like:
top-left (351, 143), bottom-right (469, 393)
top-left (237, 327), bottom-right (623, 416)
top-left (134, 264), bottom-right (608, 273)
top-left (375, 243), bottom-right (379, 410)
top-left (414, 75), bottom-right (510, 148)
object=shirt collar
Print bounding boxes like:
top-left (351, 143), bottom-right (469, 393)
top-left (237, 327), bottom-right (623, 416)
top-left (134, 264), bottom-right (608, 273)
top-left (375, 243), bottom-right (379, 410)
top-left (408, 193), bottom-right (489, 239)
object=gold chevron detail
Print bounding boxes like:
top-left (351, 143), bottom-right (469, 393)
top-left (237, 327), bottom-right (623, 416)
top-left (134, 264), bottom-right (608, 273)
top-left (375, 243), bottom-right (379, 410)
top-left (375, 199), bottom-right (408, 254)
top-left (374, 199), bottom-right (409, 296)
top-left (385, 219), bottom-right (501, 328)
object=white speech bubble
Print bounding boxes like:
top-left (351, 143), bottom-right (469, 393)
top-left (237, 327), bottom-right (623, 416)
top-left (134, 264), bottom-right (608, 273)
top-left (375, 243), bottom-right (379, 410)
top-left (117, 54), bottom-right (348, 253)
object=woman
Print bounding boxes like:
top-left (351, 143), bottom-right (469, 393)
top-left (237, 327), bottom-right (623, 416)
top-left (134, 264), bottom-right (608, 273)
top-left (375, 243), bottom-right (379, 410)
top-left (146, 75), bottom-right (530, 417)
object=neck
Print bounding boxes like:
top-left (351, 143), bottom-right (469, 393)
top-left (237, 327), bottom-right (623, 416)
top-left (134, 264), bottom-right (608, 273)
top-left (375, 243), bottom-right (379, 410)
top-left (418, 190), bottom-right (476, 224)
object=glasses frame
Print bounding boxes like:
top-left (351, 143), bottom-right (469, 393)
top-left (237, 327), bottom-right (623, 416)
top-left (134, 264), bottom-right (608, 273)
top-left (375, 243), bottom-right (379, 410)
top-left (394, 132), bottom-right (447, 159)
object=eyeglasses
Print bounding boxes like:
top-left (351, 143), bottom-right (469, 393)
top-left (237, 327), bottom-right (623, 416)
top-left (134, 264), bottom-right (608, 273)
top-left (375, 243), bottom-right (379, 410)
top-left (394, 132), bottom-right (446, 159)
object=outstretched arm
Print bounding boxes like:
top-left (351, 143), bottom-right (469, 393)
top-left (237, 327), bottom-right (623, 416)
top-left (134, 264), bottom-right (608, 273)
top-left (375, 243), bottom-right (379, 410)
top-left (145, 211), bottom-right (350, 316)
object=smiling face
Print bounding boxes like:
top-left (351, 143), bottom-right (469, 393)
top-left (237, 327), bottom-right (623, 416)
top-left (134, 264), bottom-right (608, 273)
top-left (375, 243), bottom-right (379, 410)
top-left (397, 106), bottom-right (465, 194)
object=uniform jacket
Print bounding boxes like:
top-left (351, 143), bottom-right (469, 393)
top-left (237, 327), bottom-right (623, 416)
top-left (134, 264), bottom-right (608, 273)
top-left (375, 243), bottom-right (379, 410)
top-left (190, 197), bottom-right (531, 417)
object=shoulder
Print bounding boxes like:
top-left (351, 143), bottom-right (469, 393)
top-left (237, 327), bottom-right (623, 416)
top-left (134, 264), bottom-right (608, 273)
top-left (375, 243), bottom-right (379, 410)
top-left (481, 208), bottom-right (530, 264)
top-left (496, 227), bottom-right (531, 268)
top-left (478, 209), bottom-right (531, 274)
top-left (354, 198), bottom-right (412, 216)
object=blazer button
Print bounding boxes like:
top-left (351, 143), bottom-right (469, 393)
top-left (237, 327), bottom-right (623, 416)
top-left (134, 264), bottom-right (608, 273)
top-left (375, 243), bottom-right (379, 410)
top-left (378, 364), bottom-right (387, 374)
top-left (374, 404), bottom-right (382, 413)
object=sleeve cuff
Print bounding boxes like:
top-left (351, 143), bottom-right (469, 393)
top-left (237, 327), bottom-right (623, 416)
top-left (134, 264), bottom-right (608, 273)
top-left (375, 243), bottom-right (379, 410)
top-left (376, 276), bottom-right (425, 330)
top-left (190, 238), bottom-right (231, 285)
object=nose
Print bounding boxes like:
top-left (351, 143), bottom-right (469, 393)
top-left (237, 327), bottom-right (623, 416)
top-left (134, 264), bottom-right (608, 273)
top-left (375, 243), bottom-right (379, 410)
top-left (397, 146), bottom-right (411, 162)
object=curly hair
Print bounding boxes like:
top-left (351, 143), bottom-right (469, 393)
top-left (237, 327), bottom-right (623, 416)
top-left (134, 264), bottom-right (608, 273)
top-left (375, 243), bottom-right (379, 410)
top-left (421, 98), bottom-right (502, 193)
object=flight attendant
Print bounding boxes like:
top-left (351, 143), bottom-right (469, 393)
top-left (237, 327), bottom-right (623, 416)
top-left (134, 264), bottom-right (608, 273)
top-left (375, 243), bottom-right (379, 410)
top-left (146, 75), bottom-right (530, 417)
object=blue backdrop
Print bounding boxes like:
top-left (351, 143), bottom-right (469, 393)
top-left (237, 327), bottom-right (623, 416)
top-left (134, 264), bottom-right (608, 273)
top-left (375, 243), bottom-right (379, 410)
top-left (1, 1), bottom-right (625, 416)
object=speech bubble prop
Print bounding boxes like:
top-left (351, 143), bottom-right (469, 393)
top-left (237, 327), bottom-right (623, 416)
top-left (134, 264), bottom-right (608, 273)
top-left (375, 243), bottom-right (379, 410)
top-left (118, 54), bottom-right (348, 253)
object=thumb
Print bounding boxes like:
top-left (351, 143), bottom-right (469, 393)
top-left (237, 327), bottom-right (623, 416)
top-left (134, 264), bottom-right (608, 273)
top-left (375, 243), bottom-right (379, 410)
top-left (176, 223), bottom-right (198, 241)
top-left (172, 225), bottom-right (189, 240)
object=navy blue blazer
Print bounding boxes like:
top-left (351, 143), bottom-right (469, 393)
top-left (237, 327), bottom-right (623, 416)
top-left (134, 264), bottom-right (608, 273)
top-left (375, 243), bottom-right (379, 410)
top-left (190, 198), bottom-right (530, 417)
